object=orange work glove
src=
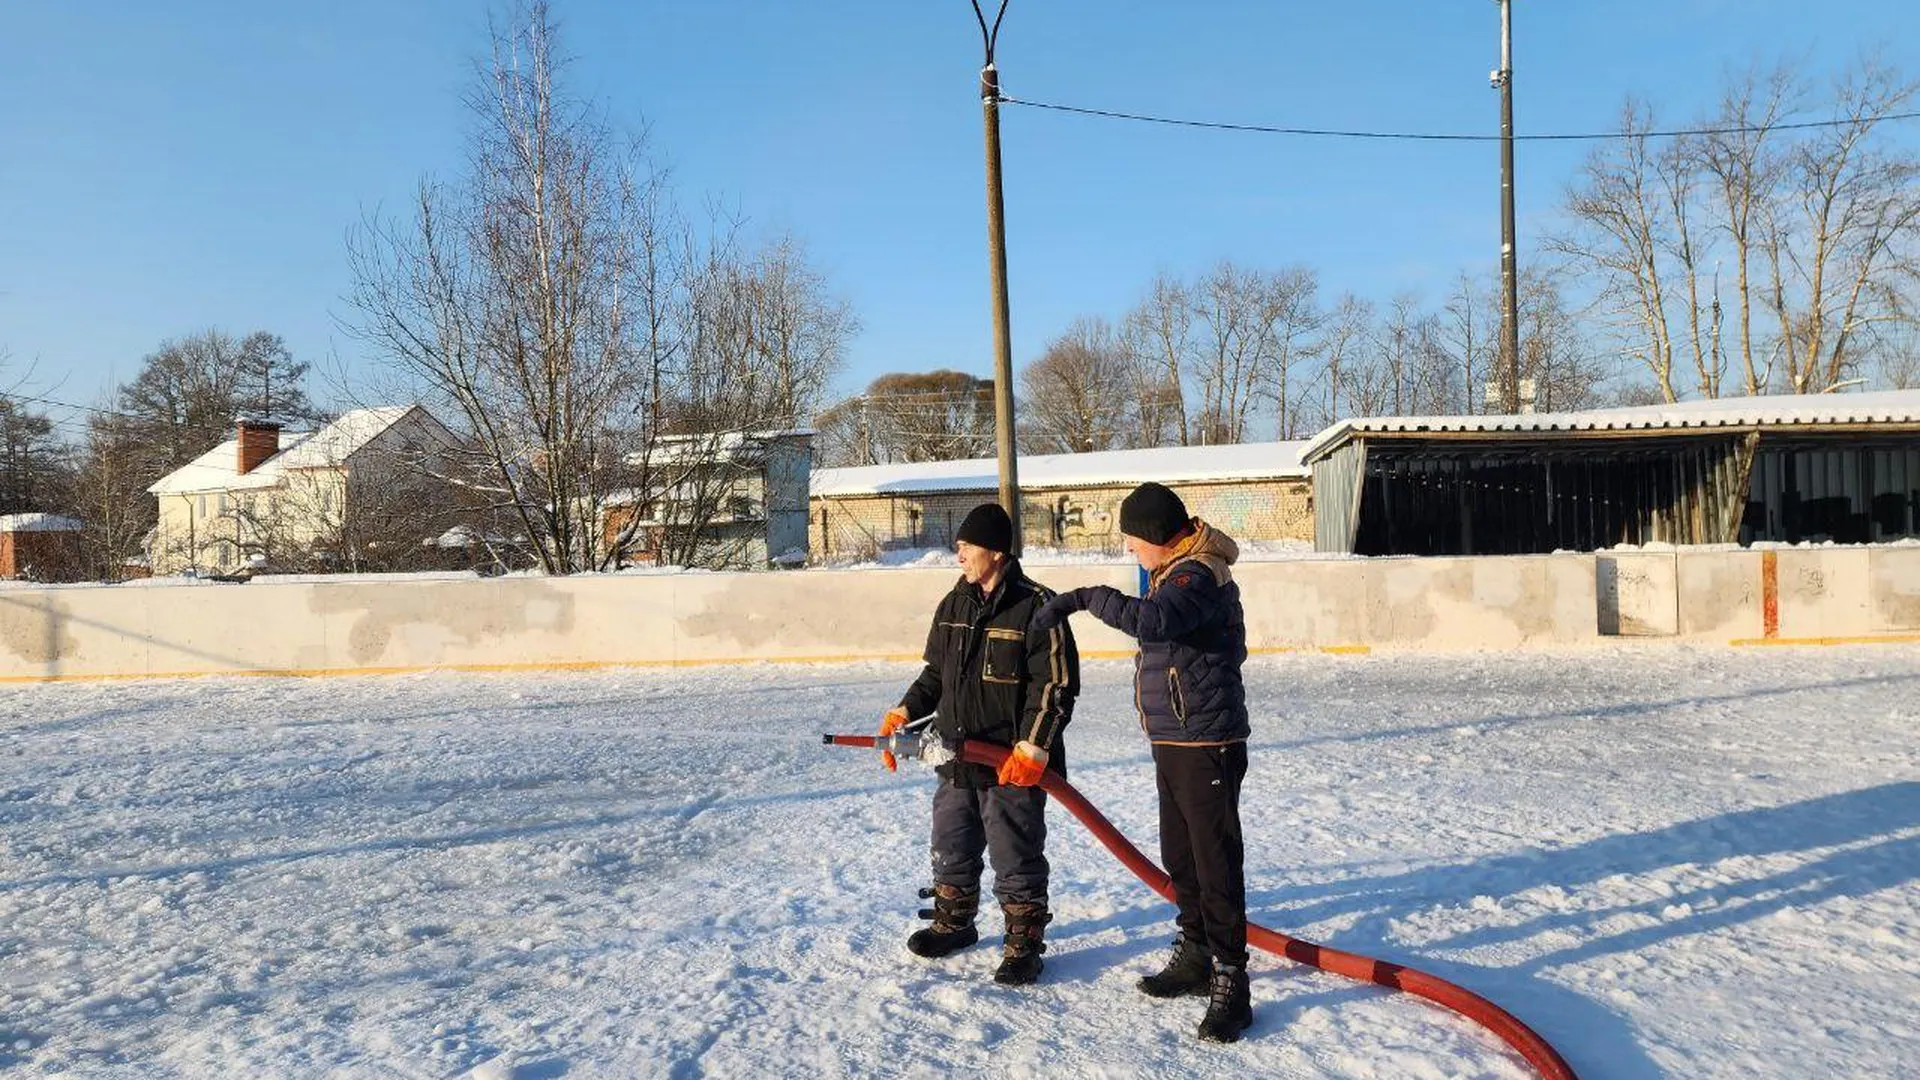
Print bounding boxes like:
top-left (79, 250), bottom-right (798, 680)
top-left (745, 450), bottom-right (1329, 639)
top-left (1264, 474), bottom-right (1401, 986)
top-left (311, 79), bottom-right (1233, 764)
top-left (996, 740), bottom-right (1050, 787)
top-left (879, 707), bottom-right (910, 771)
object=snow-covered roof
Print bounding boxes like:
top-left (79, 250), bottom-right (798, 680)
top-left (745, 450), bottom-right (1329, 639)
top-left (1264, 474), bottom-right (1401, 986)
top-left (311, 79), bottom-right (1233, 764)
top-left (1300, 389), bottom-right (1920, 463)
top-left (811, 441), bottom-right (1309, 498)
top-left (0, 512), bottom-right (83, 533)
top-left (629, 429), bottom-right (813, 468)
top-left (147, 406), bottom-right (424, 495)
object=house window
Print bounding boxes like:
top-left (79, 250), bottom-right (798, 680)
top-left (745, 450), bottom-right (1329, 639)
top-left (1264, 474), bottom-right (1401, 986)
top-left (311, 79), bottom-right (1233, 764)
top-left (198, 495), bottom-right (208, 518)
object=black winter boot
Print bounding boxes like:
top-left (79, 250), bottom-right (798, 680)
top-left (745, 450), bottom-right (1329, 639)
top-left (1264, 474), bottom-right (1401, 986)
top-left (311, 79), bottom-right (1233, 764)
top-left (1137, 934), bottom-right (1211, 998)
top-left (1196, 963), bottom-right (1253, 1043)
top-left (907, 884), bottom-right (980, 958)
top-left (993, 901), bottom-right (1051, 986)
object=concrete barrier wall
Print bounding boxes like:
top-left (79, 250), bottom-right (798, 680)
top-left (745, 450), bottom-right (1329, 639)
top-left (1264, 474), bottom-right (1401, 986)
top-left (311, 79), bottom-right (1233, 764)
top-left (3, 547), bottom-right (1917, 681)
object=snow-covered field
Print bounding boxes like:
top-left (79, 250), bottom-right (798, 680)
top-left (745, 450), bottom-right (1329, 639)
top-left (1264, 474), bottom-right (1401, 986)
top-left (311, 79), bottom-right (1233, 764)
top-left (3, 647), bottom-right (1916, 1079)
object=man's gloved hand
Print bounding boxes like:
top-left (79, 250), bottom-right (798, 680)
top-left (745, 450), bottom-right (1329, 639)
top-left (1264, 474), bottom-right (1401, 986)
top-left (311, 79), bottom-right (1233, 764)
top-left (996, 740), bottom-right (1050, 787)
top-left (1029, 590), bottom-right (1085, 634)
top-left (878, 706), bottom-right (910, 771)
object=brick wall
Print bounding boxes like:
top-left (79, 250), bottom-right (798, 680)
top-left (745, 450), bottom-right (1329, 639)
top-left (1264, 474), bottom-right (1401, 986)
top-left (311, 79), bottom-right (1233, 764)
top-left (0, 531), bottom-right (86, 582)
top-left (810, 478), bottom-right (1312, 561)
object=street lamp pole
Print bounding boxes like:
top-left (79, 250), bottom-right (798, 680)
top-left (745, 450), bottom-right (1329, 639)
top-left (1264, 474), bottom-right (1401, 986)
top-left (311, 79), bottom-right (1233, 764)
top-left (1492, 0), bottom-right (1521, 414)
top-left (975, 0), bottom-right (1022, 553)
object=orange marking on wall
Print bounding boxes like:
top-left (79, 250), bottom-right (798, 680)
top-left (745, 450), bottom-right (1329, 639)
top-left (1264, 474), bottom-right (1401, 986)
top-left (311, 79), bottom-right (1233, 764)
top-left (1760, 550), bottom-right (1780, 639)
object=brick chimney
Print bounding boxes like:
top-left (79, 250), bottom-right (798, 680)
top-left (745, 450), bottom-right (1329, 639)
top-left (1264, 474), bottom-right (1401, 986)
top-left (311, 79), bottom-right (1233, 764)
top-left (236, 416), bottom-right (283, 474)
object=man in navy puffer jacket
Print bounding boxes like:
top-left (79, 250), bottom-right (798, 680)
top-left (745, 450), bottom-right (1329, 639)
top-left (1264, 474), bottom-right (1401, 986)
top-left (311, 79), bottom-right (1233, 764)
top-left (1030, 481), bottom-right (1254, 1043)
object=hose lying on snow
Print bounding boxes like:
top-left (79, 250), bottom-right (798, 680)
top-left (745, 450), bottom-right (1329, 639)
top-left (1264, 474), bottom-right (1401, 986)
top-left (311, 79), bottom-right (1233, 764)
top-left (825, 733), bottom-right (1579, 1080)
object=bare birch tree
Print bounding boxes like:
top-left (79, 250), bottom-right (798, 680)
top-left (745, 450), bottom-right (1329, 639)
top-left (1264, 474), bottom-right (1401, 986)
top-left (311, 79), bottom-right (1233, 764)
top-left (1699, 62), bottom-right (1799, 395)
top-left (1771, 58), bottom-right (1920, 392)
top-left (1553, 101), bottom-right (1683, 403)
top-left (345, 3), bottom-right (853, 573)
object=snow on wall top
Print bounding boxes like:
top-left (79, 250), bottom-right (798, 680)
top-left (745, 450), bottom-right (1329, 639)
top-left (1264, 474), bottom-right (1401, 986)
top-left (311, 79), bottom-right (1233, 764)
top-left (1300, 388), bottom-right (1920, 463)
top-left (147, 406), bottom-right (421, 495)
top-left (811, 441), bottom-right (1309, 497)
top-left (0, 512), bottom-right (83, 533)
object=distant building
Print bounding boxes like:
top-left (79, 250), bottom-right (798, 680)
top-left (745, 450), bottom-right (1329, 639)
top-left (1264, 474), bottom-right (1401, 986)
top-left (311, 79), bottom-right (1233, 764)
top-left (809, 442), bottom-right (1311, 561)
top-left (605, 430), bottom-right (813, 569)
top-left (0, 513), bottom-right (84, 582)
top-left (1302, 389), bottom-right (1920, 555)
top-left (145, 406), bottom-right (465, 576)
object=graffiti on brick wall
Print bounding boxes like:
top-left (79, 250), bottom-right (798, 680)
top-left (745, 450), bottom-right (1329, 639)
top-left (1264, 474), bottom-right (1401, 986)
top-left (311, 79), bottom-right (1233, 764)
top-left (1050, 494), bottom-right (1118, 544)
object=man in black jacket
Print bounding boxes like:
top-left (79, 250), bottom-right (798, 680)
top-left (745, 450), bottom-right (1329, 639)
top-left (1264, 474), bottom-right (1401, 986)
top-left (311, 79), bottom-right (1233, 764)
top-left (1031, 481), bottom-right (1254, 1042)
top-left (881, 503), bottom-right (1079, 986)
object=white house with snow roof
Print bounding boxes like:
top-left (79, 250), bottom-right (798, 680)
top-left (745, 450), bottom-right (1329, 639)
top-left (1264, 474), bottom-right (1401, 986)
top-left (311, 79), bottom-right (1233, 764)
top-left (146, 405), bottom-right (463, 576)
top-left (809, 441), bottom-right (1311, 559)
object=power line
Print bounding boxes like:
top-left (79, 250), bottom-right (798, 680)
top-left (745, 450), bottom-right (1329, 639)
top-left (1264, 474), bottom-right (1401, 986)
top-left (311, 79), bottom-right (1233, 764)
top-left (1, 390), bottom-right (131, 420)
top-left (1001, 95), bottom-right (1920, 143)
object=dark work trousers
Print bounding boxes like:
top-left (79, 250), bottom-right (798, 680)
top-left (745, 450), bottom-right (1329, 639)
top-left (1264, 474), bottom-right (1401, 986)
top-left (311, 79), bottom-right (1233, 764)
top-left (1153, 741), bottom-right (1249, 969)
top-left (929, 777), bottom-right (1050, 906)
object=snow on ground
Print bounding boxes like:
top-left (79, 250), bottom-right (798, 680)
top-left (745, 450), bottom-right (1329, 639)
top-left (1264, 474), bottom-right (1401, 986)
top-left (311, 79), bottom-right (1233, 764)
top-left (2, 646), bottom-right (1917, 1079)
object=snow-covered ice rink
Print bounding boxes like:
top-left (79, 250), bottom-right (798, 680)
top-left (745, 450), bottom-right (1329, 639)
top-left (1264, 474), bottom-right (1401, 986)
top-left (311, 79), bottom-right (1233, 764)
top-left (3, 646), bottom-right (1917, 1079)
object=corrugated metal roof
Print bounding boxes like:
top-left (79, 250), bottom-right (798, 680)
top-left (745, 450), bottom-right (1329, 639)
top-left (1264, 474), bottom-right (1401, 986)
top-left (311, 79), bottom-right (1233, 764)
top-left (812, 441), bottom-right (1309, 498)
top-left (1299, 389), bottom-right (1920, 464)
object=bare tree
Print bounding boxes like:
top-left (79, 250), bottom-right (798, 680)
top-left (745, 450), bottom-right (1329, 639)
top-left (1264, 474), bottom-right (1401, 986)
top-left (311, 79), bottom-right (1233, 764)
top-left (0, 398), bottom-right (67, 515)
top-left (347, 3), bottom-right (853, 574)
top-left (1261, 266), bottom-right (1323, 439)
top-left (68, 414), bottom-right (153, 580)
top-left (821, 371), bottom-right (994, 464)
top-left (1771, 58), bottom-right (1920, 392)
top-left (1699, 61), bottom-right (1799, 395)
top-left (1120, 273), bottom-right (1193, 446)
top-left (811, 395), bottom-right (879, 468)
top-left (1557, 57), bottom-right (1920, 402)
top-left (1440, 271), bottom-right (1494, 413)
top-left (1018, 317), bottom-right (1134, 453)
top-left (1554, 101), bottom-right (1684, 403)
top-left (118, 329), bottom-right (319, 475)
top-left (1302, 293), bottom-right (1375, 427)
top-left (344, 2), bottom-right (648, 574)
top-left (676, 227), bottom-right (853, 433)
top-left (1520, 270), bottom-right (1608, 410)
top-left (1876, 322), bottom-right (1920, 388)
top-left (1190, 260), bottom-right (1271, 444)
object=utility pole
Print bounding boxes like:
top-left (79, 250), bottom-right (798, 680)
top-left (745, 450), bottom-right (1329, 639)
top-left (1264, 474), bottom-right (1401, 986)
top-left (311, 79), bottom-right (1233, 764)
top-left (1492, 0), bottom-right (1520, 414)
top-left (974, 0), bottom-right (1021, 553)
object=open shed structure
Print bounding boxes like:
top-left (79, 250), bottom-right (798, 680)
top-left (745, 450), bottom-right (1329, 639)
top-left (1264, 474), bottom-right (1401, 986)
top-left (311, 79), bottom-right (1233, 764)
top-left (1302, 390), bottom-right (1920, 556)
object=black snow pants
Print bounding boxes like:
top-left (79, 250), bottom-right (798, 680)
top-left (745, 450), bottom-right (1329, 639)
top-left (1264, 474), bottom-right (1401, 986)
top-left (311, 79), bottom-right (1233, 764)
top-left (929, 777), bottom-right (1049, 906)
top-left (1153, 741), bottom-right (1249, 968)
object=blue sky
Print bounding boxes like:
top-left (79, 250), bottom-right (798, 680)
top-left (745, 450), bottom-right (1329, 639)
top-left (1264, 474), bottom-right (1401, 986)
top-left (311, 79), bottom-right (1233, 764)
top-left (4, 1), bottom-right (1917, 438)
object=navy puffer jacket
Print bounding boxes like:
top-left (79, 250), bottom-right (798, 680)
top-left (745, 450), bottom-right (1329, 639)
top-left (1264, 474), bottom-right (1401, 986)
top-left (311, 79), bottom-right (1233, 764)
top-left (1037, 523), bottom-right (1249, 745)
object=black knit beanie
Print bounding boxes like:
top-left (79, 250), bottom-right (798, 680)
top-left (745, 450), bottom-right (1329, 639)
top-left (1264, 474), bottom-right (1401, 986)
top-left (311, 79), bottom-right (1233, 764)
top-left (1119, 482), bottom-right (1191, 545)
top-left (955, 502), bottom-right (1014, 554)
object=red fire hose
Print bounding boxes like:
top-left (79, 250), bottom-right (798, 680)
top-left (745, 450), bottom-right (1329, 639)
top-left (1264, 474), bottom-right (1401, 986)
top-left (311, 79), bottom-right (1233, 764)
top-left (826, 733), bottom-right (1580, 1080)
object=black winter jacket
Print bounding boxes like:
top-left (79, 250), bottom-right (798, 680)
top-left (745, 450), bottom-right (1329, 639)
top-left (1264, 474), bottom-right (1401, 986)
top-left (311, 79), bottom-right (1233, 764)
top-left (1040, 523), bottom-right (1248, 746)
top-left (899, 560), bottom-right (1080, 788)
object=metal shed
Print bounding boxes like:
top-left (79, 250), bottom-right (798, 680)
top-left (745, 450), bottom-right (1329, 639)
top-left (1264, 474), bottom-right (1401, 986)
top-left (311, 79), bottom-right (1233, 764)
top-left (1302, 390), bottom-right (1920, 556)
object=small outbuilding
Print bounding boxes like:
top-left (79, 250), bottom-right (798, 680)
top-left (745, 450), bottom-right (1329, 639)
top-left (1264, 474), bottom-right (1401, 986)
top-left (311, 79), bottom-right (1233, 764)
top-left (0, 513), bottom-right (85, 582)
